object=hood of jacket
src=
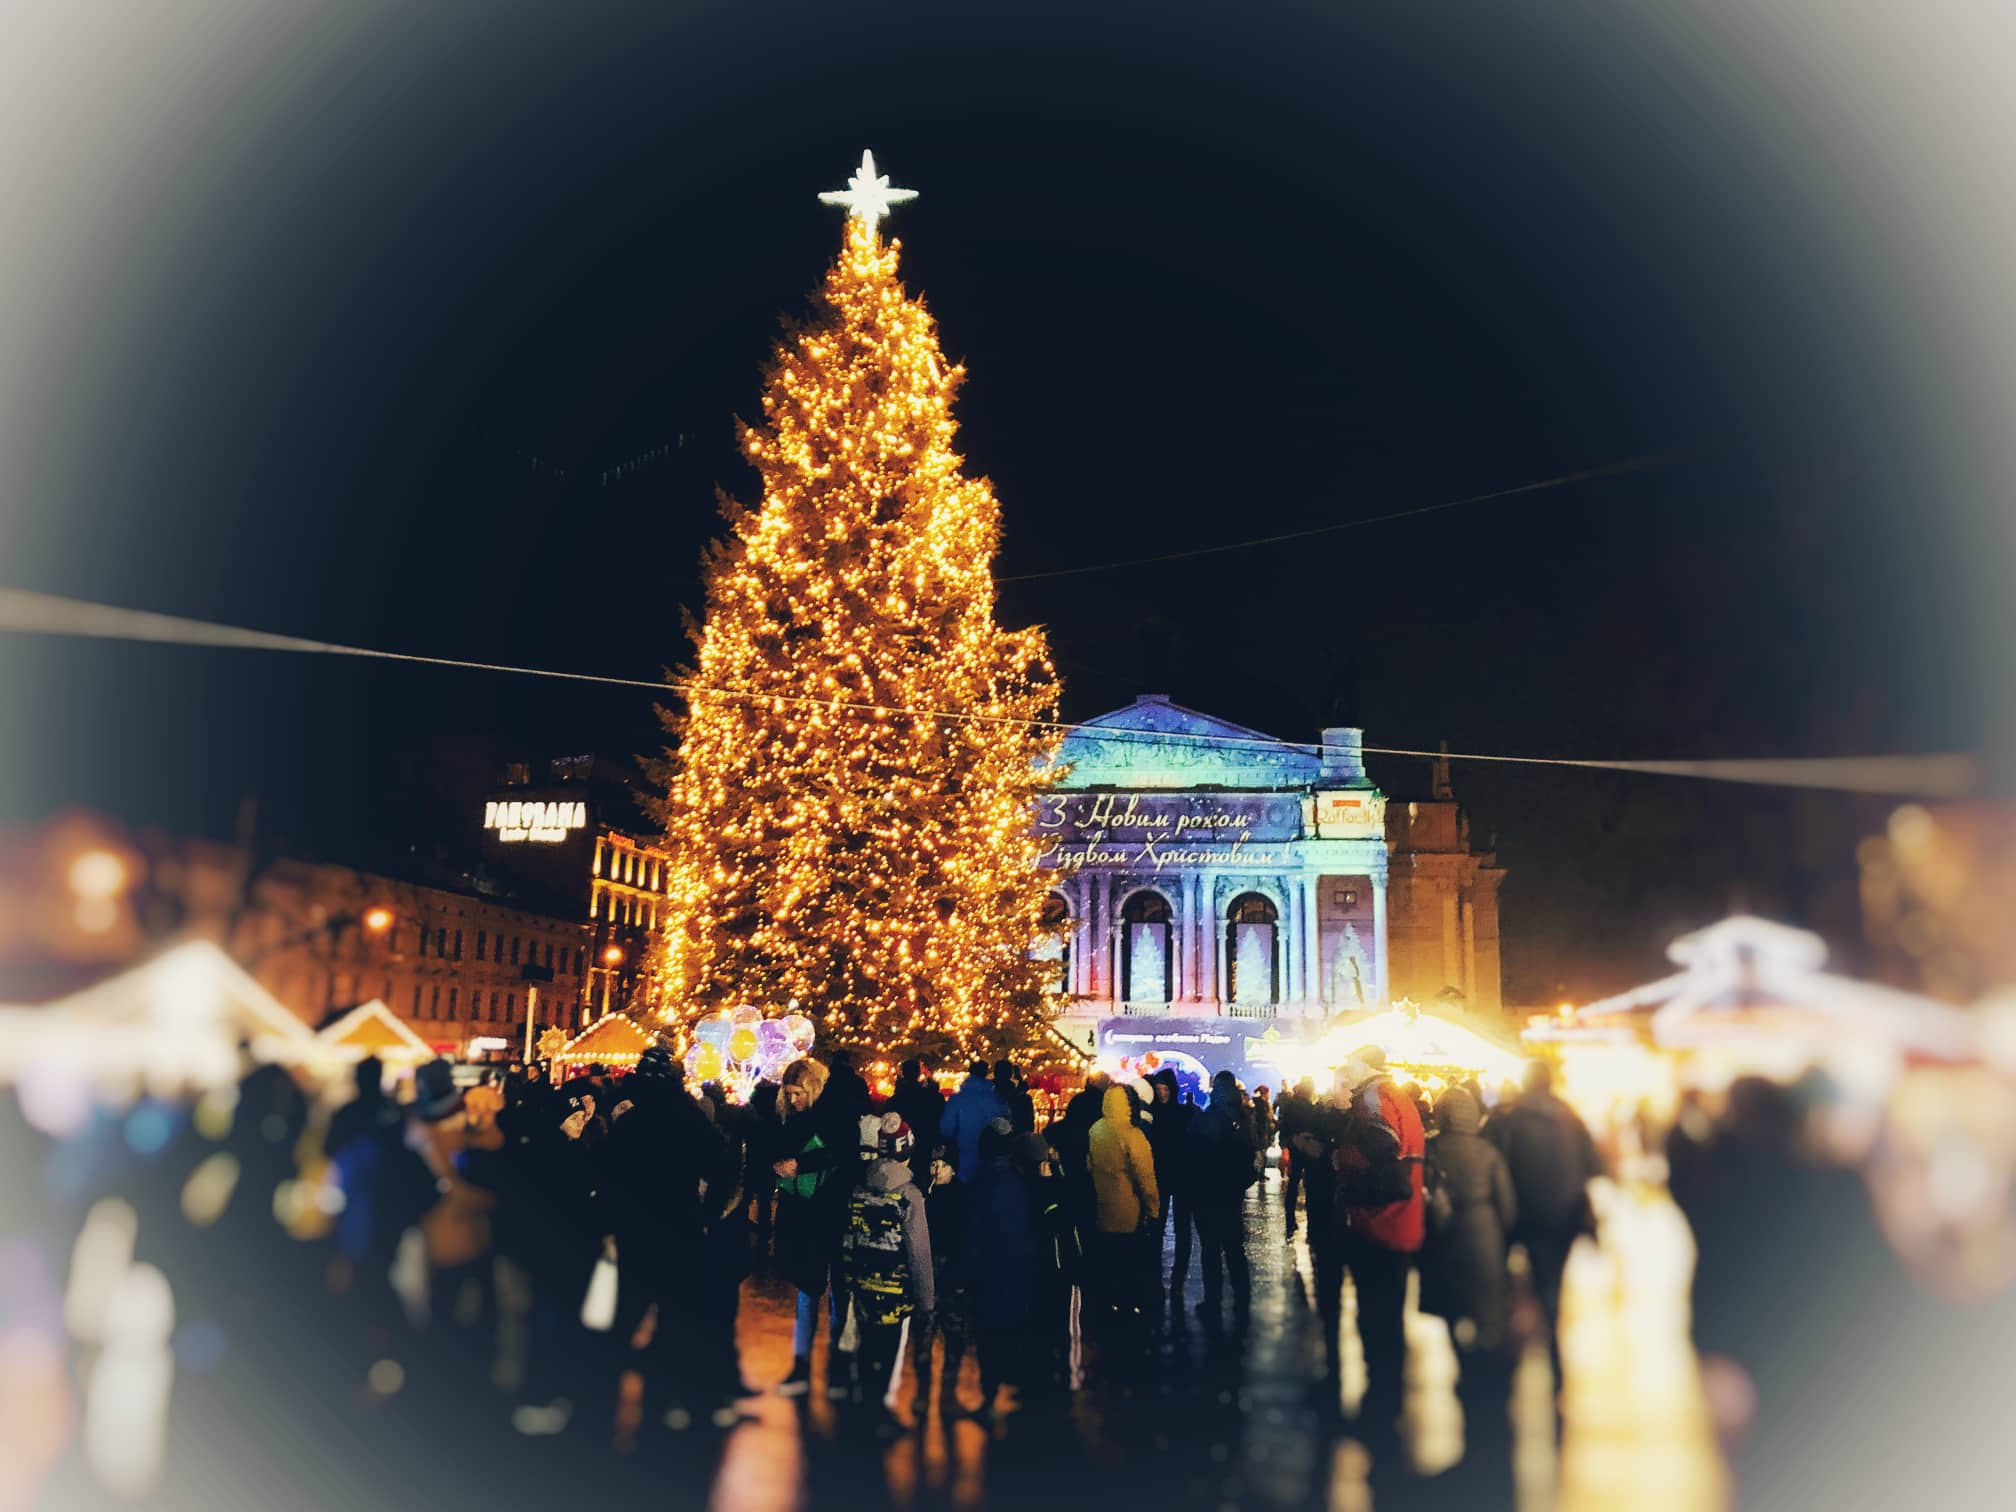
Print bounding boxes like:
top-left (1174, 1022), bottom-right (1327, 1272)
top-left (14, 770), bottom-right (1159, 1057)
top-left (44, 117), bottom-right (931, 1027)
top-left (1437, 1086), bottom-right (1483, 1135)
top-left (1100, 1085), bottom-right (1136, 1125)
top-left (1208, 1076), bottom-right (1241, 1113)
top-left (865, 1156), bottom-right (917, 1194)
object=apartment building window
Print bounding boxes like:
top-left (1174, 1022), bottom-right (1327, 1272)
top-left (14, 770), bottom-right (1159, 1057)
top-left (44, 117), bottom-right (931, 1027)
top-left (416, 930), bottom-right (426, 959)
top-left (454, 929), bottom-right (463, 960)
top-left (447, 988), bottom-right (458, 1020)
top-left (510, 935), bottom-right (521, 965)
top-left (489, 990), bottom-right (500, 1021)
top-left (430, 985), bottom-right (440, 1017)
top-left (544, 942), bottom-right (554, 969)
top-left (574, 947), bottom-right (585, 975)
top-left (506, 993), bottom-right (516, 1019)
top-left (412, 983), bottom-right (423, 1016)
top-left (435, 928), bottom-right (446, 957)
top-left (476, 930), bottom-right (487, 961)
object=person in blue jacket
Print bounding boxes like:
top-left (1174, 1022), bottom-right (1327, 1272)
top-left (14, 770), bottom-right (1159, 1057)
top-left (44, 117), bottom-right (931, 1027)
top-left (938, 1061), bottom-right (1008, 1183)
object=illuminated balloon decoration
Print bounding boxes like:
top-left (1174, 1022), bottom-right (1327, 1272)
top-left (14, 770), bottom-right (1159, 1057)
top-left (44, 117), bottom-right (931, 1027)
top-left (684, 1004), bottom-right (814, 1102)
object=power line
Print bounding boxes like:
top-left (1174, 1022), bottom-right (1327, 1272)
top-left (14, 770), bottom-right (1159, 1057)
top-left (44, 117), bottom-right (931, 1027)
top-left (0, 586), bottom-right (1977, 798)
top-left (996, 450), bottom-right (1692, 583)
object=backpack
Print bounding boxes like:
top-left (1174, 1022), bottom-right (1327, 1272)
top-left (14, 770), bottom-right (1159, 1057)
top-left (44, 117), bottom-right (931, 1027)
top-left (1041, 1192), bottom-right (1085, 1284)
top-left (1335, 1149), bottom-right (1420, 1210)
top-left (1422, 1147), bottom-right (1457, 1237)
top-left (1332, 1083), bottom-right (1423, 1211)
top-left (843, 1186), bottom-right (915, 1326)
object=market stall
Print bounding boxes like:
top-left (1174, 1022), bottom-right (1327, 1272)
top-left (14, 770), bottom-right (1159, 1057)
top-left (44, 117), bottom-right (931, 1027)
top-left (1522, 915), bottom-right (1976, 1135)
top-left (550, 1011), bottom-right (655, 1074)
top-left (314, 999), bottom-right (434, 1066)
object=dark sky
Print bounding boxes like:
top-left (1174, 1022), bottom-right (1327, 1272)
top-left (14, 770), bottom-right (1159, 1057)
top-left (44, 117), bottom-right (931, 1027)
top-left (5, 3), bottom-right (1993, 999)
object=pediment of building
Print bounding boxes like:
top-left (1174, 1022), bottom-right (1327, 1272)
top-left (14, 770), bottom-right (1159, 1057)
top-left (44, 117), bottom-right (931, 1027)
top-left (1054, 695), bottom-right (1322, 790)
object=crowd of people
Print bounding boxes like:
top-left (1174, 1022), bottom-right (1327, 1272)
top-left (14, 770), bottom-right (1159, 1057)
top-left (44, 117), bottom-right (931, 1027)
top-left (5, 1034), bottom-right (1624, 1508)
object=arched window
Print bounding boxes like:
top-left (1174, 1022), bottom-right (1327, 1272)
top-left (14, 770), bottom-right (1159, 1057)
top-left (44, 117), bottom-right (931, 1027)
top-left (1120, 889), bottom-right (1174, 1006)
top-left (1034, 891), bottom-right (1071, 994)
top-left (1226, 892), bottom-right (1280, 1008)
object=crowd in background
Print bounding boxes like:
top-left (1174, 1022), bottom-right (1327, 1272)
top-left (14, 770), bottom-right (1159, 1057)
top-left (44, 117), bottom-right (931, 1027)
top-left (36, 1026), bottom-right (1966, 1510)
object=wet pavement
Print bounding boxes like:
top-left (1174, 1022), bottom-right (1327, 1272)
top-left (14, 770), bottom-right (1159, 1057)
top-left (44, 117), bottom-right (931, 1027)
top-left (582, 1171), bottom-right (1700, 1511)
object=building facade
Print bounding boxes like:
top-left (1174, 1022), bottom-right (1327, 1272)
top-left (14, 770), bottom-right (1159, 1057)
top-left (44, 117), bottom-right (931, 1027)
top-left (472, 755), bottom-right (674, 1020)
top-left (1039, 697), bottom-right (1503, 1044)
top-left (228, 859), bottom-right (590, 1051)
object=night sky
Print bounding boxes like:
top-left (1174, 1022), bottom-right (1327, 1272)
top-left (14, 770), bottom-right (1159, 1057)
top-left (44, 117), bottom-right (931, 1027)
top-left (4, 3), bottom-right (1998, 1000)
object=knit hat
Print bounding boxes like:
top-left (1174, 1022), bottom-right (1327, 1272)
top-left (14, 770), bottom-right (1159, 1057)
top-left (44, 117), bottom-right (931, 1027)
top-left (634, 1044), bottom-right (677, 1081)
top-left (979, 1116), bottom-right (1015, 1161)
top-left (411, 1059), bottom-right (464, 1121)
top-left (1011, 1132), bottom-right (1052, 1173)
top-left (875, 1111), bottom-right (914, 1160)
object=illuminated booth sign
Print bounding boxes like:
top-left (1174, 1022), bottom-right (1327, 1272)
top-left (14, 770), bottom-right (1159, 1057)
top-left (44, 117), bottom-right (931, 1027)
top-left (483, 799), bottom-right (589, 844)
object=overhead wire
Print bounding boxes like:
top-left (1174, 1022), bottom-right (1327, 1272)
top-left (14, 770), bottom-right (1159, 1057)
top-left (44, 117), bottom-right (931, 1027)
top-left (995, 449), bottom-right (1694, 582)
top-left (0, 586), bottom-right (1978, 798)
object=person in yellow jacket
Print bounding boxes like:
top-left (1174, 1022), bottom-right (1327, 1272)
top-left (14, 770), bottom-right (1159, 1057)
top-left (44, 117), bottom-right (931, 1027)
top-left (1085, 1084), bottom-right (1159, 1352)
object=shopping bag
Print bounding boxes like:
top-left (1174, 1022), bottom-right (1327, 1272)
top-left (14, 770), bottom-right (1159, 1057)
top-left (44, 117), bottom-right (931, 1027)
top-left (580, 1240), bottom-right (618, 1332)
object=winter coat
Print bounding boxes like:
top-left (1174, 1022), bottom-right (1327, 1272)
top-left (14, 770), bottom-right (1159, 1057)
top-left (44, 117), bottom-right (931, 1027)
top-left (772, 1069), bottom-right (859, 1296)
top-left (926, 1173), bottom-right (971, 1305)
top-left (1333, 1077), bottom-right (1426, 1253)
top-left (939, 1073), bottom-right (1010, 1183)
top-left (1485, 1089), bottom-right (1600, 1238)
top-left (1249, 1096), bottom-right (1277, 1151)
top-left (841, 1156), bottom-right (936, 1318)
top-left (1146, 1078), bottom-right (1196, 1201)
top-left (1188, 1083), bottom-right (1260, 1204)
top-left (1086, 1086), bottom-right (1160, 1234)
top-left (405, 1116), bottom-right (497, 1270)
top-left (600, 1079), bottom-right (731, 1266)
top-left (823, 1063), bottom-right (877, 1124)
top-left (967, 1157), bottom-right (1039, 1327)
top-left (890, 1077), bottom-right (945, 1171)
top-left (1419, 1089), bottom-right (1518, 1348)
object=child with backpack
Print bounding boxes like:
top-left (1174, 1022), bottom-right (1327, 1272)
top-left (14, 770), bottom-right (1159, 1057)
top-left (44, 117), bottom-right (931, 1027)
top-left (840, 1112), bottom-right (935, 1434)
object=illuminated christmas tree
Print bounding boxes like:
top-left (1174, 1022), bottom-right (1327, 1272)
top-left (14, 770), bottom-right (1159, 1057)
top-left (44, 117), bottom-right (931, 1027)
top-left (650, 153), bottom-right (1061, 1061)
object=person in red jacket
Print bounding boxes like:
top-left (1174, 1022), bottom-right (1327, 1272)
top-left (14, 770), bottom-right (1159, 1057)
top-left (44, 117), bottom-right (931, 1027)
top-left (1330, 1047), bottom-right (1425, 1449)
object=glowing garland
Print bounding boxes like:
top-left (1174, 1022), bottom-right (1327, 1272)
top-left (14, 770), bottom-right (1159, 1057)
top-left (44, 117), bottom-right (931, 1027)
top-left (650, 157), bottom-right (1061, 1061)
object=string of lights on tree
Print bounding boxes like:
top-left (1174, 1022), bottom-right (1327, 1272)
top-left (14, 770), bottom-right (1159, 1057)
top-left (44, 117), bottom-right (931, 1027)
top-left (644, 153), bottom-right (1063, 1062)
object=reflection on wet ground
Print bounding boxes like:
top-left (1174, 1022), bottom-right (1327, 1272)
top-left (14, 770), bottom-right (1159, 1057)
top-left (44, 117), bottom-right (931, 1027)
top-left (631, 1174), bottom-right (1721, 1510)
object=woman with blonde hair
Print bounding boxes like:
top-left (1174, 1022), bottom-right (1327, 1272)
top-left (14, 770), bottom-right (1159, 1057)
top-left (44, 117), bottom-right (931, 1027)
top-left (769, 1057), bottom-right (857, 1396)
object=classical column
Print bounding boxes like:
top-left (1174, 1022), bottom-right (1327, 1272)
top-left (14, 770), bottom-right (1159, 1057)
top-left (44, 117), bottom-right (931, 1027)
top-left (1067, 880), bottom-right (1085, 997)
top-left (1285, 881), bottom-right (1306, 1006)
top-left (1273, 883), bottom-right (1291, 1007)
top-left (1088, 880), bottom-right (1107, 999)
top-left (1199, 873), bottom-right (1219, 1008)
top-left (1371, 869), bottom-right (1390, 1006)
top-left (1110, 885), bottom-right (1126, 1006)
top-left (1462, 895), bottom-right (1478, 1003)
top-left (1303, 875), bottom-right (1325, 1014)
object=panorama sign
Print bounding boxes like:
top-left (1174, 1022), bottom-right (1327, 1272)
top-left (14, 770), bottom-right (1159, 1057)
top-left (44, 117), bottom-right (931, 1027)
top-left (483, 799), bottom-right (588, 844)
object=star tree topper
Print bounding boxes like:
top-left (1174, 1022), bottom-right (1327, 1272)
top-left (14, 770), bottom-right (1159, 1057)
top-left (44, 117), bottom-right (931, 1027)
top-left (818, 149), bottom-right (917, 236)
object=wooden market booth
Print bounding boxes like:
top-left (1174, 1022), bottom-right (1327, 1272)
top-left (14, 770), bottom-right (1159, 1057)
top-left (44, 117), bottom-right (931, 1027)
top-left (550, 1012), bottom-right (655, 1076)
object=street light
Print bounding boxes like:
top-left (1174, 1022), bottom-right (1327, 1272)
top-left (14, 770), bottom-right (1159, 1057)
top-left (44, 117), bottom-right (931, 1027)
top-left (362, 906), bottom-right (394, 935)
top-left (66, 847), bottom-right (130, 935)
top-left (602, 945), bottom-right (625, 967)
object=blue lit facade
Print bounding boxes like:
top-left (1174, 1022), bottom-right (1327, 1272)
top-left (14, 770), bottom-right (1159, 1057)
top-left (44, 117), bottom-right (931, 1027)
top-left (1036, 696), bottom-right (1394, 1031)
